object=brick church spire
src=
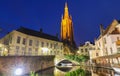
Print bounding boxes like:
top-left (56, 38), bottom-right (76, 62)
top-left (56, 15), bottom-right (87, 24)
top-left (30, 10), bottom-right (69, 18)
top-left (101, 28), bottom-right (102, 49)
top-left (61, 2), bottom-right (75, 46)
top-left (61, 2), bottom-right (77, 54)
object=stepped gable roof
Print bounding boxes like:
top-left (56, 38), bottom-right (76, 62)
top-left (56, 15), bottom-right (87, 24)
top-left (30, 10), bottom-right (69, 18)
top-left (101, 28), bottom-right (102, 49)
top-left (16, 27), bottom-right (60, 41)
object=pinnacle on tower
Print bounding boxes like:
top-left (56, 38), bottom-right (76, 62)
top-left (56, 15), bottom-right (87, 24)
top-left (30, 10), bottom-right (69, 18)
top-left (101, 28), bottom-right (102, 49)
top-left (64, 2), bottom-right (69, 18)
top-left (65, 2), bottom-right (68, 8)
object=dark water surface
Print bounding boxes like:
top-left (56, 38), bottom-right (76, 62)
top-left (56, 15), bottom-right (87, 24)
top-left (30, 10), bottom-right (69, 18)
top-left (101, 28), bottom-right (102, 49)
top-left (33, 66), bottom-right (120, 76)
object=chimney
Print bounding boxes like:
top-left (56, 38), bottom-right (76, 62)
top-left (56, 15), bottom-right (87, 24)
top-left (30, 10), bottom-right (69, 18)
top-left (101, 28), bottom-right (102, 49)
top-left (40, 28), bottom-right (43, 33)
top-left (100, 24), bottom-right (104, 35)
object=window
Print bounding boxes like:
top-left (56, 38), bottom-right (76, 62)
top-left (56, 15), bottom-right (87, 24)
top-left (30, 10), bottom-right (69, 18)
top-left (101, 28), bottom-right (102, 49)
top-left (28, 48), bottom-right (32, 55)
top-left (0, 47), bottom-right (1, 55)
top-left (61, 45), bottom-right (63, 50)
top-left (35, 48), bottom-right (38, 55)
top-left (41, 42), bottom-right (44, 47)
top-left (85, 48), bottom-right (87, 52)
top-left (54, 51), bottom-right (56, 55)
top-left (47, 43), bottom-right (49, 47)
top-left (104, 38), bottom-right (106, 44)
top-left (0, 47), bottom-right (2, 51)
top-left (117, 48), bottom-right (120, 53)
top-left (17, 36), bottom-right (21, 44)
top-left (36, 40), bottom-right (39, 47)
top-left (16, 46), bottom-right (19, 55)
top-left (96, 53), bottom-right (99, 56)
top-left (86, 43), bottom-right (89, 46)
top-left (22, 38), bottom-right (26, 45)
top-left (41, 50), bottom-right (43, 55)
top-left (117, 37), bottom-right (119, 41)
top-left (50, 51), bottom-right (52, 55)
top-left (54, 44), bottom-right (56, 49)
top-left (81, 49), bottom-right (83, 52)
top-left (99, 42), bottom-right (101, 47)
top-left (22, 47), bottom-right (25, 55)
top-left (110, 47), bottom-right (113, 54)
top-left (50, 43), bottom-right (52, 48)
top-left (54, 43), bottom-right (58, 49)
top-left (29, 40), bottom-right (32, 46)
top-left (106, 48), bottom-right (108, 55)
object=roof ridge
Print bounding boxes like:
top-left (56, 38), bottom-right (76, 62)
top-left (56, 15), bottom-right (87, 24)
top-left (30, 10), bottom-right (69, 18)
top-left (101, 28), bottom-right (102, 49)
top-left (16, 26), bottom-right (60, 41)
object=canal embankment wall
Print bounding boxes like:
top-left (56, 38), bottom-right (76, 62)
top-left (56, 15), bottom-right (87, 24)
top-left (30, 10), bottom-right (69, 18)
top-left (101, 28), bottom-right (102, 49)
top-left (0, 56), bottom-right (55, 76)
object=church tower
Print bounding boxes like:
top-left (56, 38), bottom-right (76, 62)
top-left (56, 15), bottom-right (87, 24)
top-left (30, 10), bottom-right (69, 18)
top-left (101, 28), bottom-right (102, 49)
top-left (61, 3), bottom-right (77, 54)
top-left (61, 3), bottom-right (74, 45)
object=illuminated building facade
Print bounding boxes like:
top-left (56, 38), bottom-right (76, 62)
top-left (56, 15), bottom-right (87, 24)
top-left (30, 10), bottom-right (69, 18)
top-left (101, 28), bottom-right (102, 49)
top-left (92, 19), bottom-right (120, 66)
top-left (95, 19), bottom-right (120, 56)
top-left (0, 27), bottom-right (63, 56)
top-left (78, 41), bottom-right (95, 56)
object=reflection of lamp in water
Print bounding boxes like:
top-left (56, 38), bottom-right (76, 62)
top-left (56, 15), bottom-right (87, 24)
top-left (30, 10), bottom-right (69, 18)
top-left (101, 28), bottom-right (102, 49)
top-left (14, 68), bottom-right (23, 76)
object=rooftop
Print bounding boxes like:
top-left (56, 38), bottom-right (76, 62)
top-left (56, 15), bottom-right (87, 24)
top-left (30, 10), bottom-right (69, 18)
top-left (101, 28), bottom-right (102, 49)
top-left (16, 27), bottom-right (60, 42)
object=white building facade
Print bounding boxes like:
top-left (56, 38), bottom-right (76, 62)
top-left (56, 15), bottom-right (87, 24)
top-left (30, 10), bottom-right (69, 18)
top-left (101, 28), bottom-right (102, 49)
top-left (95, 20), bottom-right (120, 57)
top-left (0, 27), bottom-right (63, 56)
top-left (92, 19), bottom-right (120, 66)
top-left (78, 41), bottom-right (95, 56)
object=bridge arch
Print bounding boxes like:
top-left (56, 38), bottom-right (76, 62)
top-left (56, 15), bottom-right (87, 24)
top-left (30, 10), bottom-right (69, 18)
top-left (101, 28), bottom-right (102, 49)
top-left (54, 55), bottom-right (80, 66)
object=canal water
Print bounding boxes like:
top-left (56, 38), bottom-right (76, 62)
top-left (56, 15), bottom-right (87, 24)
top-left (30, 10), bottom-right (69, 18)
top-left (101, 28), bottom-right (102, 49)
top-left (35, 66), bottom-right (120, 76)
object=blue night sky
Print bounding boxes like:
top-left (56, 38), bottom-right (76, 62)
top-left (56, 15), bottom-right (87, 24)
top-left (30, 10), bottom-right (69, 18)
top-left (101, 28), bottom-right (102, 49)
top-left (0, 0), bottom-right (120, 46)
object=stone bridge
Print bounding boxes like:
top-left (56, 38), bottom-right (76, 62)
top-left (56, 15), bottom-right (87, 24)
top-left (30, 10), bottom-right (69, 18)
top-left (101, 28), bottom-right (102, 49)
top-left (54, 55), bottom-right (80, 66)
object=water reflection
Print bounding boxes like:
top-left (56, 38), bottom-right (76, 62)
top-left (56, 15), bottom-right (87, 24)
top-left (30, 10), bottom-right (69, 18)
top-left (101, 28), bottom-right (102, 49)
top-left (36, 66), bottom-right (120, 76)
